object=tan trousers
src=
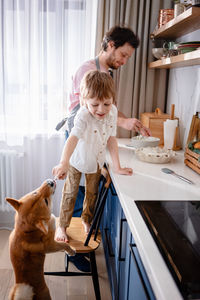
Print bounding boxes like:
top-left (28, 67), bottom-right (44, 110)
top-left (59, 164), bottom-right (102, 228)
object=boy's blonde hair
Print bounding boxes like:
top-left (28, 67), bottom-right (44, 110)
top-left (80, 70), bottom-right (115, 105)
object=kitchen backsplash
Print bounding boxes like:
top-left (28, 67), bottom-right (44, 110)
top-left (166, 28), bottom-right (200, 149)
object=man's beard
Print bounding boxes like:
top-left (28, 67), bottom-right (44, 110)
top-left (106, 55), bottom-right (119, 70)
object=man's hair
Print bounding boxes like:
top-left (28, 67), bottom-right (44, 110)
top-left (80, 70), bottom-right (115, 105)
top-left (101, 26), bottom-right (139, 51)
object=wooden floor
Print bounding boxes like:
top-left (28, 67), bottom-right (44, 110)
top-left (0, 229), bottom-right (112, 300)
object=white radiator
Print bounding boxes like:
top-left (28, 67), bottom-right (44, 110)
top-left (0, 150), bottom-right (24, 212)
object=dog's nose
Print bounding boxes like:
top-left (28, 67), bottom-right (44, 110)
top-left (46, 179), bottom-right (55, 187)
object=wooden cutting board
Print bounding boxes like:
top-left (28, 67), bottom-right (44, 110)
top-left (140, 108), bottom-right (179, 146)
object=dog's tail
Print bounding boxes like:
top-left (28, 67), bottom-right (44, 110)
top-left (9, 283), bottom-right (34, 300)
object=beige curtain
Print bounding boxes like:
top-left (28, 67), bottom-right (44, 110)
top-left (95, 0), bottom-right (172, 137)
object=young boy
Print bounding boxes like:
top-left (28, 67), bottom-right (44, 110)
top-left (53, 70), bottom-right (132, 242)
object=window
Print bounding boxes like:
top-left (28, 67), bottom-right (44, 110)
top-left (0, 0), bottom-right (97, 144)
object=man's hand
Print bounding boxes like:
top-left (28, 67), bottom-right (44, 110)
top-left (127, 118), bottom-right (151, 136)
top-left (117, 114), bottom-right (151, 136)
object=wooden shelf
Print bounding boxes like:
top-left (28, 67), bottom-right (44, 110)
top-left (149, 49), bottom-right (200, 69)
top-left (151, 7), bottom-right (200, 39)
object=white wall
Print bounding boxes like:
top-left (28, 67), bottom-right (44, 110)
top-left (166, 29), bottom-right (200, 149)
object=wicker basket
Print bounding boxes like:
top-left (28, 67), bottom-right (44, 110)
top-left (185, 113), bottom-right (200, 174)
top-left (184, 147), bottom-right (200, 175)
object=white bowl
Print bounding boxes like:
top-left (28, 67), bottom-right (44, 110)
top-left (129, 136), bottom-right (160, 148)
top-left (152, 48), bottom-right (164, 59)
top-left (135, 147), bottom-right (176, 164)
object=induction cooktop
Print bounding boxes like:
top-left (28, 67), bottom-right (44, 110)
top-left (136, 201), bottom-right (200, 300)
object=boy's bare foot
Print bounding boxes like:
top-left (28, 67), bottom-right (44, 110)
top-left (82, 221), bottom-right (91, 234)
top-left (55, 226), bottom-right (69, 243)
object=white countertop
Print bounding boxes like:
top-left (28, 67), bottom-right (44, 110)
top-left (106, 138), bottom-right (200, 300)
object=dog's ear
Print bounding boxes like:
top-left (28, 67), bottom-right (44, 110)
top-left (35, 220), bottom-right (49, 235)
top-left (6, 198), bottom-right (20, 211)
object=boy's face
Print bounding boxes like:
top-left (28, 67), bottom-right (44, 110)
top-left (86, 97), bottom-right (113, 120)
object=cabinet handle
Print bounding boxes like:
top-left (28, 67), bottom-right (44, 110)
top-left (129, 243), bottom-right (151, 300)
top-left (104, 228), bottom-right (115, 257)
top-left (119, 218), bottom-right (127, 261)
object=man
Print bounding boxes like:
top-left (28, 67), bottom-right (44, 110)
top-left (68, 26), bottom-right (151, 136)
top-left (60, 26), bottom-right (150, 272)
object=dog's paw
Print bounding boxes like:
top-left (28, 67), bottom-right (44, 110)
top-left (9, 283), bottom-right (34, 300)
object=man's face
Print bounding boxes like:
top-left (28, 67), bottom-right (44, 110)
top-left (106, 42), bottom-right (134, 69)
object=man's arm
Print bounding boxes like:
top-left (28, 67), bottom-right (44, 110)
top-left (117, 110), bottom-right (151, 136)
top-left (107, 136), bottom-right (132, 175)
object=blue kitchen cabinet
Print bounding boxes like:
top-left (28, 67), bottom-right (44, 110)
top-left (127, 233), bottom-right (156, 300)
top-left (117, 216), bottom-right (130, 300)
top-left (101, 183), bottom-right (156, 300)
top-left (101, 182), bottom-right (122, 299)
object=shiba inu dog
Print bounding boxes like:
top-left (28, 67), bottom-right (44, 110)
top-left (6, 179), bottom-right (75, 300)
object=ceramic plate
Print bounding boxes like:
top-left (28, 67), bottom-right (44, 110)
top-left (179, 41), bottom-right (200, 45)
top-left (178, 44), bottom-right (200, 48)
top-left (135, 147), bottom-right (176, 164)
top-left (179, 47), bottom-right (198, 54)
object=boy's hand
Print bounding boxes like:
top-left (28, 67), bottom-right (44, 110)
top-left (52, 163), bottom-right (69, 180)
top-left (115, 167), bottom-right (133, 176)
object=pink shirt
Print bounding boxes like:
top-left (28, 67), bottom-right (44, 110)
top-left (68, 59), bottom-right (108, 112)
